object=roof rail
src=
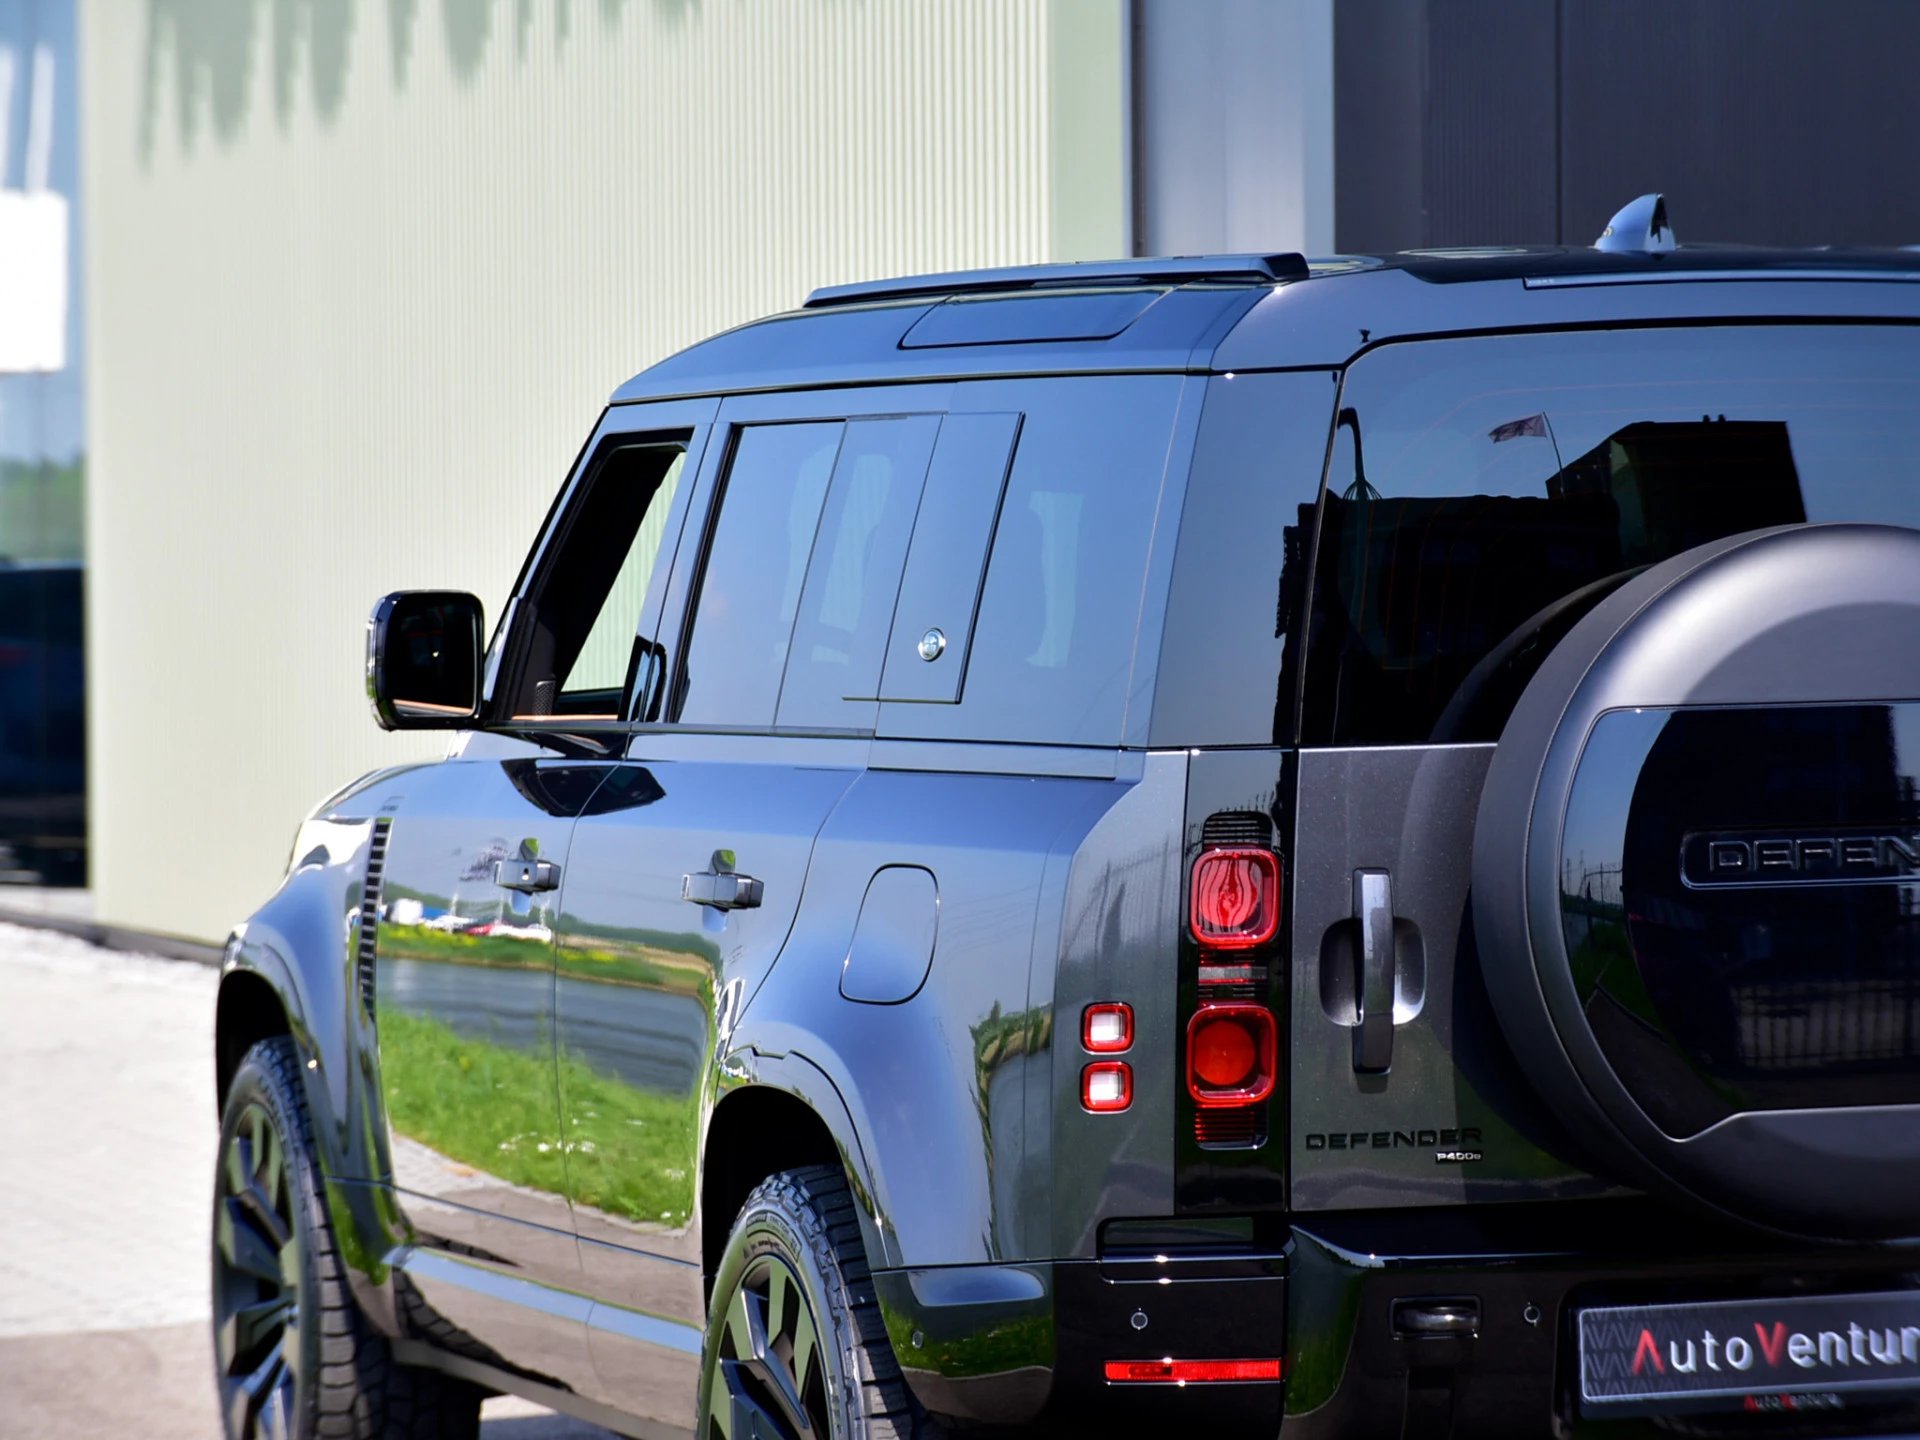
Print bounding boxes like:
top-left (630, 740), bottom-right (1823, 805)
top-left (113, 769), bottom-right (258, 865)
top-left (803, 254), bottom-right (1310, 309)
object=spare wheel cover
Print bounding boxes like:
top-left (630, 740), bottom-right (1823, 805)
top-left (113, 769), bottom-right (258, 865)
top-left (1474, 523), bottom-right (1920, 1240)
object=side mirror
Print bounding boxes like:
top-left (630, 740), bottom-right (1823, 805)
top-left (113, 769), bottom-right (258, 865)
top-left (367, 591), bottom-right (484, 730)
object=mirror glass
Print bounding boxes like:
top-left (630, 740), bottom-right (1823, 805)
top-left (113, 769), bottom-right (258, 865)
top-left (370, 591), bottom-right (482, 727)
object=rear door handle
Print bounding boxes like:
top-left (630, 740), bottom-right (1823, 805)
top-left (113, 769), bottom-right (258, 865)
top-left (1352, 868), bottom-right (1395, 1074)
top-left (683, 870), bottom-right (763, 911)
top-left (494, 858), bottom-right (561, 894)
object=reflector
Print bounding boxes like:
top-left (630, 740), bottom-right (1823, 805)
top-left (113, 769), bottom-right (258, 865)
top-left (1104, 1358), bottom-right (1284, 1384)
top-left (1191, 1016), bottom-right (1256, 1088)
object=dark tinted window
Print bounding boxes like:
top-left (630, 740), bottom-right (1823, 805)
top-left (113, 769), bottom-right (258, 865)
top-left (505, 443), bottom-right (686, 721)
top-left (1305, 325), bottom-right (1920, 746)
top-left (677, 423), bottom-right (841, 727)
top-left (1150, 371), bottom-right (1336, 748)
top-left (776, 417), bottom-right (939, 730)
top-left (878, 375), bottom-right (1186, 747)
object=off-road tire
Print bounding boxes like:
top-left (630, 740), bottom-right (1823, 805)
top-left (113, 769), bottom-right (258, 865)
top-left (213, 1036), bottom-right (482, 1439)
top-left (698, 1165), bottom-right (945, 1440)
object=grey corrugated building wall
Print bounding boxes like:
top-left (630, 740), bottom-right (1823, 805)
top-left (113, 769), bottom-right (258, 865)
top-left (80, 0), bottom-right (1130, 942)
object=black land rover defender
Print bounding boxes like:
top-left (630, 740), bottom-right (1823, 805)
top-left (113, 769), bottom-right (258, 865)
top-left (212, 199), bottom-right (1920, 1440)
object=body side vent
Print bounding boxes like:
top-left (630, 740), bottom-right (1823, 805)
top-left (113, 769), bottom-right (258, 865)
top-left (356, 818), bottom-right (392, 1020)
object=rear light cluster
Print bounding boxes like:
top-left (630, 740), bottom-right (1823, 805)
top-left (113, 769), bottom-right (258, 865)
top-left (1081, 1003), bottom-right (1136, 1112)
top-left (1188, 835), bottom-right (1282, 1148)
top-left (1189, 848), bottom-right (1280, 949)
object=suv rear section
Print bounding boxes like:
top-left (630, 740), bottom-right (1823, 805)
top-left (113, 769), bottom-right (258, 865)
top-left (1120, 306), bottom-right (1920, 1436)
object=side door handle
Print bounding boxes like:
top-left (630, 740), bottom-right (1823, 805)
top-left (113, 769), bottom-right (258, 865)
top-left (494, 858), bottom-right (561, 894)
top-left (683, 869), bottom-right (763, 911)
top-left (1352, 868), bottom-right (1396, 1074)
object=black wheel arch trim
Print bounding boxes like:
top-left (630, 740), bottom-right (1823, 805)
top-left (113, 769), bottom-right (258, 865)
top-left (220, 821), bottom-right (410, 1332)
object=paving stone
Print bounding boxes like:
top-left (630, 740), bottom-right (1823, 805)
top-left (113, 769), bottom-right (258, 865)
top-left (0, 922), bottom-right (611, 1436)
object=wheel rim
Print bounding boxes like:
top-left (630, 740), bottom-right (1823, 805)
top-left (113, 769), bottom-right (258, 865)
top-left (706, 1253), bottom-right (829, 1439)
top-left (213, 1100), bottom-right (302, 1440)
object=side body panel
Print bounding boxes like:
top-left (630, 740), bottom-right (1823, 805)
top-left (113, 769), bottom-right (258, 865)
top-left (733, 759), bottom-right (1127, 1271)
top-left (367, 755), bottom-right (606, 1393)
top-left (557, 735), bottom-right (866, 1428)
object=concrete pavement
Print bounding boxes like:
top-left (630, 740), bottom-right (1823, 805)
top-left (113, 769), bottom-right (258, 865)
top-left (0, 921), bottom-right (613, 1438)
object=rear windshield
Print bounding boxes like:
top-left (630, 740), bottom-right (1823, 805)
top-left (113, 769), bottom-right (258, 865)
top-left (1303, 324), bottom-right (1920, 746)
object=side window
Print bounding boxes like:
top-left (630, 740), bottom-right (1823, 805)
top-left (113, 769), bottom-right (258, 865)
top-left (675, 423), bottom-right (843, 727)
top-left (502, 443), bottom-right (685, 721)
top-left (777, 417), bottom-right (939, 730)
top-left (1148, 371), bottom-right (1337, 748)
top-left (880, 375), bottom-right (1186, 748)
top-left (562, 453), bottom-right (685, 695)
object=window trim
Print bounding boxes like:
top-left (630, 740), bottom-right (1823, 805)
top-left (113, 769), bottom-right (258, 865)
top-left (654, 383), bottom-right (958, 736)
top-left (482, 398), bottom-right (718, 741)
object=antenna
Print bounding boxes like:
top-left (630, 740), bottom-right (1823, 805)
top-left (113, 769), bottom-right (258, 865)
top-left (1595, 193), bottom-right (1676, 255)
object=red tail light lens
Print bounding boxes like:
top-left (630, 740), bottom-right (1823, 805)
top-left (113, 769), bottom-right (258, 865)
top-left (1186, 1004), bottom-right (1277, 1108)
top-left (1105, 1358), bottom-right (1284, 1384)
top-left (1189, 848), bottom-right (1280, 949)
top-left (1082, 1061), bottom-right (1133, 1113)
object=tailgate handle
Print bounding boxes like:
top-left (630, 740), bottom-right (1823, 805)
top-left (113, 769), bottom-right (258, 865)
top-left (1352, 869), bottom-right (1395, 1074)
top-left (684, 866), bottom-right (763, 911)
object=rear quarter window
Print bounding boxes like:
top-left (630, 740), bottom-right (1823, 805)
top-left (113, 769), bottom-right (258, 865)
top-left (1302, 324), bottom-right (1920, 747)
top-left (877, 375), bottom-right (1188, 749)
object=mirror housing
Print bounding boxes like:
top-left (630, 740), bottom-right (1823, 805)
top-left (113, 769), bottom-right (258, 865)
top-left (367, 591), bottom-right (484, 730)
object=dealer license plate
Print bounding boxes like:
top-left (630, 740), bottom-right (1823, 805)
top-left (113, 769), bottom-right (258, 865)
top-left (1580, 1292), bottom-right (1920, 1416)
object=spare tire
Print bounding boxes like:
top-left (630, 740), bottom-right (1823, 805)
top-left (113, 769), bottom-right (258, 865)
top-left (1473, 523), bottom-right (1920, 1241)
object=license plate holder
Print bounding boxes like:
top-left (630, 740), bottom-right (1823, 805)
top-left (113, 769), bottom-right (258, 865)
top-left (1579, 1291), bottom-right (1920, 1417)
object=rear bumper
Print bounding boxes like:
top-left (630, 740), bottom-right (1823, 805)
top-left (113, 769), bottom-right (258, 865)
top-left (877, 1203), bottom-right (1920, 1439)
top-left (1284, 1205), bottom-right (1920, 1440)
top-left (873, 1253), bottom-right (1288, 1436)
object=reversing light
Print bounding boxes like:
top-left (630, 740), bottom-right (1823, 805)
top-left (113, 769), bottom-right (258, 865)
top-left (1186, 1004), bottom-right (1277, 1108)
top-left (1189, 848), bottom-right (1280, 949)
top-left (1104, 1358), bottom-right (1284, 1384)
top-left (1082, 1003), bottom-right (1134, 1054)
top-left (1082, 1061), bottom-right (1133, 1113)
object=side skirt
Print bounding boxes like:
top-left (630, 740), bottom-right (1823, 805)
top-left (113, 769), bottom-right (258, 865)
top-left (391, 1341), bottom-right (693, 1440)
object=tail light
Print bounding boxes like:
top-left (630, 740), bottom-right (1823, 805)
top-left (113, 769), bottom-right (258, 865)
top-left (1189, 847), bottom-right (1280, 950)
top-left (1186, 1003), bottom-right (1277, 1108)
top-left (1082, 1061), bottom-right (1133, 1113)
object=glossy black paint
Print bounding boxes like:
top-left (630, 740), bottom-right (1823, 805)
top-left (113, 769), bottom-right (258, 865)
top-left (211, 251), bottom-right (1920, 1439)
top-left (1582, 704), bottom-right (1920, 1124)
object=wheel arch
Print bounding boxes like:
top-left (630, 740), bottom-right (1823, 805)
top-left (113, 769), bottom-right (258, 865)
top-left (215, 965), bottom-right (293, 1114)
top-left (700, 1086), bottom-right (843, 1282)
top-left (702, 1053), bottom-right (893, 1282)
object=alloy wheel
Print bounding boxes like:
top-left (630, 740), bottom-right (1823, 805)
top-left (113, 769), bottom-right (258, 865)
top-left (213, 1100), bottom-right (303, 1440)
top-left (706, 1253), bottom-right (830, 1439)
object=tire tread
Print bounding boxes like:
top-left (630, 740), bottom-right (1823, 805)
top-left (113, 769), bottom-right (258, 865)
top-left (232, 1037), bottom-right (481, 1440)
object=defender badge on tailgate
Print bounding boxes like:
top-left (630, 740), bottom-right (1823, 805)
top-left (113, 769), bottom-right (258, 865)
top-left (1303, 1127), bottom-right (1484, 1163)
